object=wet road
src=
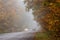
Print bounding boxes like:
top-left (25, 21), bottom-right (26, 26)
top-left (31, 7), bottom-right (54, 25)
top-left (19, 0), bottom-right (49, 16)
top-left (0, 31), bottom-right (35, 40)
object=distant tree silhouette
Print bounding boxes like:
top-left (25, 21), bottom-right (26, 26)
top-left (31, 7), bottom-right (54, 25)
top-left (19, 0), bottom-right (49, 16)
top-left (0, 0), bottom-right (19, 33)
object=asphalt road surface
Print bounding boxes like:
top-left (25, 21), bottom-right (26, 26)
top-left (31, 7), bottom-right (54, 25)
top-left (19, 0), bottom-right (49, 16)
top-left (0, 31), bottom-right (36, 40)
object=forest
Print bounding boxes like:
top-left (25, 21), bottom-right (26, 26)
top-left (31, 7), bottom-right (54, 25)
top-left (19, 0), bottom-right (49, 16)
top-left (24, 0), bottom-right (60, 40)
top-left (0, 0), bottom-right (60, 40)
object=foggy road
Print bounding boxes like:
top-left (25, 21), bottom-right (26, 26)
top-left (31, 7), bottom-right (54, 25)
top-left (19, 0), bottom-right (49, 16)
top-left (0, 31), bottom-right (36, 40)
top-left (0, 0), bottom-right (40, 40)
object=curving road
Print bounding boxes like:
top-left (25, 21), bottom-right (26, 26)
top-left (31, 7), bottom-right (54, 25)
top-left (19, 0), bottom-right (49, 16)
top-left (0, 31), bottom-right (36, 40)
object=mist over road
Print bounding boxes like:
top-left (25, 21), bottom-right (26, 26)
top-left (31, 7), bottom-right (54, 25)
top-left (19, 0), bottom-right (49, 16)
top-left (0, 31), bottom-right (36, 40)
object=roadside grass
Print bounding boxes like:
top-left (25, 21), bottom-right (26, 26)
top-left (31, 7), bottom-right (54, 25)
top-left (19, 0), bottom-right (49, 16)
top-left (34, 32), bottom-right (50, 40)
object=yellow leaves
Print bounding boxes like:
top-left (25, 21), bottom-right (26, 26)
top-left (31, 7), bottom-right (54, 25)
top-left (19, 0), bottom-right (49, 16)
top-left (25, 0), bottom-right (60, 40)
top-left (54, 20), bottom-right (59, 22)
top-left (47, 19), bottom-right (59, 30)
top-left (49, 21), bottom-right (54, 25)
top-left (49, 3), bottom-right (54, 6)
top-left (48, 2), bottom-right (60, 15)
top-left (27, 1), bottom-right (60, 40)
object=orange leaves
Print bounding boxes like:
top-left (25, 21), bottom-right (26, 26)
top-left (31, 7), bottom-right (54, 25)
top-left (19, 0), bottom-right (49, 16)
top-left (25, 0), bottom-right (60, 39)
top-left (56, 0), bottom-right (60, 2)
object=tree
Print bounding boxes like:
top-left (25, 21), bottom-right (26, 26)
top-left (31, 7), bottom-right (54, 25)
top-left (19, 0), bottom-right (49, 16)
top-left (24, 0), bottom-right (60, 40)
top-left (0, 0), bottom-right (19, 33)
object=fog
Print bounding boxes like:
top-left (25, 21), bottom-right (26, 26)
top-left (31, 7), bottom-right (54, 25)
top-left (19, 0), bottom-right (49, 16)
top-left (14, 0), bottom-right (40, 31)
top-left (0, 0), bottom-right (40, 32)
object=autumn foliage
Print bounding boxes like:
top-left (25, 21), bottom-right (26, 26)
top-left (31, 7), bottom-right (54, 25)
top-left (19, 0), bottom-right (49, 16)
top-left (0, 0), bottom-right (20, 33)
top-left (25, 0), bottom-right (60, 40)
